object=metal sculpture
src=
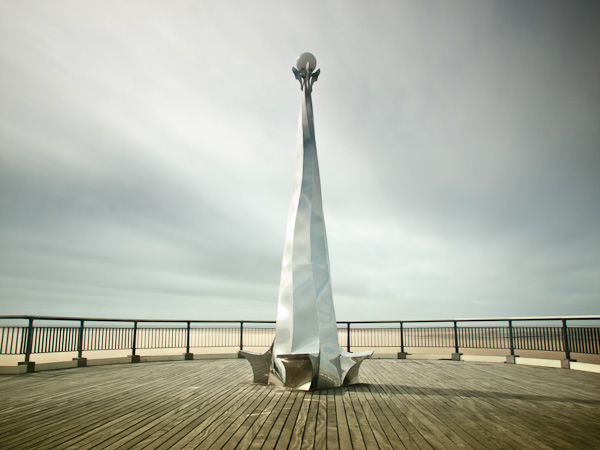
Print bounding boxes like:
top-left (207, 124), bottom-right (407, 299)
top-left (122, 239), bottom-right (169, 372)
top-left (240, 53), bottom-right (372, 390)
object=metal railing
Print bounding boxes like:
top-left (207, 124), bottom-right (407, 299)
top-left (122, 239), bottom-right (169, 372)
top-left (1, 316), bottom-right (598, 366)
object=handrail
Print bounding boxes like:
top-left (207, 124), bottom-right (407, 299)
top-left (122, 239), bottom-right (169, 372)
top-left (0, 315), bottom-right (276, 323)
top-left (1, 314), bottom-right (598, 323)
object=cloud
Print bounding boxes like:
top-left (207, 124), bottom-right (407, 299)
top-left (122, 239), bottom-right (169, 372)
top-left (1, 0), bottom-right (599, 321)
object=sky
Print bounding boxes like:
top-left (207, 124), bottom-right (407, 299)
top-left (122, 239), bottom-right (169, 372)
top-left (0, 0), bottom-right (599, 322)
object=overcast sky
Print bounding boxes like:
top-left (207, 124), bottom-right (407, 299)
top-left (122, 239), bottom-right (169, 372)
top-left (1, 0), bottom-right (599, 322)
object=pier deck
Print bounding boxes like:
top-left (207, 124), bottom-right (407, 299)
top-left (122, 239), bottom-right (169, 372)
top-left (0, 359), bottom-right (599, 449)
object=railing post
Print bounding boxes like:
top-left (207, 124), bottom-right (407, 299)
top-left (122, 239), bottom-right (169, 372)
top-left (131, 321), bottom-right (140, 363)
top-left (184, 321), bottom-right (193, 360)
top-left (19, 318), bottom-right (36, 372)
top-left (240, 321), bottom-right (244, 351)
top-left (186, 321), bottom-right (191, 354)
top-left (398, 321), bottom-right (409, 359)
top-left (73, 320), bottom-right (87, 367)
top-left (347, 322), bottom-right (351, 352)
top-left (77, 320), bottom-right (84, 358)
top-left (24, 318), bottom-right (34, 363)
top-left (400, 322), bottom-right (405, 353)
top-left (508, 320), bottom-right (515, 356)
top-left (561, 319), bottom-right (573, 368)
top-left (452, 321), bottom-right (462, 361)
top-left (504, 319), bottom-right (518, 364)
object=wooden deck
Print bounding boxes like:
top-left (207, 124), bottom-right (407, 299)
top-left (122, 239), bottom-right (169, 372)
top-left (0, 359), bottom-right (599, 449)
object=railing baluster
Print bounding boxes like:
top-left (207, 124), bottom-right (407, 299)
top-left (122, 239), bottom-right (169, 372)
top-left (37, 326), bottom-right (44, 354)
top-left (38, 325), bottom-right (44, 354)
top-left (1, 328), bottom-right (5, 354)
top-left (56, 327), bottom-right (62, 352)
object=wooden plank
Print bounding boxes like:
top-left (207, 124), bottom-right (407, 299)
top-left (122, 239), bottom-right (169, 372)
top-left (341, 386), bottom-right (367, 450)
top-left (259, 386), bottom-right (300, 449)
top-left (393, 361), bottom-right (547, 450)
top-left (300, 391), bottom-right (319, 449)
top-left (369, 360), bottom-right (600, 450)
top-left (0, 363), bottom-right (226, 449)
top-left (67, 361), bottom-right (244, 450)
top-left (59, 360), bottom-right (244, 448)
top-left (272, 390), bottom-right (304, 449)
top-left (219, 388), bottom-right (285, 450)
top-left (352, 382), bottom-right (394, 450)
top-left (286, 393), bottom-right (310, 450)
top-left (444, 363), bottom-right (598, 449)
top-left (1, 358), bottom-right (599, 450)
top-left (360, 362), bottom-right (463, 449)
top-left (363, 382), bottom-right (435, 450)
top-left (66, 363), bottom-right (240, 450)
top-left (325, 388), bottom-right (339, 450)
top-left (372, 361), bottom-right (506, 450)
top-left (359, 383), bottom-right (409, 449)
top-left (374, 361), bottom-right (542, 450)
top-left (246, 389), bottom-right (293, 450)
top-left (194, 384), bottom-right (274, 449)
top-left (348, 384), bottom-right (386, 449)
top-left (313, 390), bottom-right (328, 449)
top-left (333, 386), bottom-right (353, 450)
top-left (411, 362), bottom-right (573, 450)
top-left (390, 376), bottom-right (513, 448)
top-left (136, 381), bottom-right (263, 449)
top-left (236, 389), bottom-right (290, 450)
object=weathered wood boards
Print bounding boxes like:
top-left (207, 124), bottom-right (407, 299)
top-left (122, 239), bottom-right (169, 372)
top-left (0, 359), bottom-right (598, 449)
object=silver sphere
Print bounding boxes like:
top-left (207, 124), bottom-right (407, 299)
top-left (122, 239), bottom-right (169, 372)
top-left (296, 52), bottom-right (317, 71)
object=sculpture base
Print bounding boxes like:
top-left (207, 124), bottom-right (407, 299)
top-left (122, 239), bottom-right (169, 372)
top-left (239, 346), bottom-right (373, 391)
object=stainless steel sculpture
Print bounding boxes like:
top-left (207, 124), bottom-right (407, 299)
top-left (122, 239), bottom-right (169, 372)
top-left (240, 53), bottom-right (372, 390)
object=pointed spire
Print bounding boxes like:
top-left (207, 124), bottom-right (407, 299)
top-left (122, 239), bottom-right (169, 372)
top-left (240, 53), bottom-right (372, 390)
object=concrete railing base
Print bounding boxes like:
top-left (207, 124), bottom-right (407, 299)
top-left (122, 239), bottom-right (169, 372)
top-left (18, 361), bottom-right (35, 373)
top-left (561, 359), bottom-right (577, 369)
top-left (72, 357), bottom-right (87, 367)
top-left (2, 353), bottom-right (599, 375)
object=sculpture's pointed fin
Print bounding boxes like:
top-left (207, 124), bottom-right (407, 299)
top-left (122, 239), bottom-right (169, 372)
top-left (292, 67), bottom-right (304, 90)
top-left (311, 68), bottom-right (320, 83)
top-left (340, 350), bottom-right (373, 385)
top-left (305, 68), bottom-right (320, 92)
top-left (239, 348), bottom-right (272, 384)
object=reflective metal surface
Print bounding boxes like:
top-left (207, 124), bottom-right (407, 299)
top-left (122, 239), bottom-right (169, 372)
top-left (238, 347), bottom-right (272, 384)
top-left (241, 53), bottom-right (372, 390)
